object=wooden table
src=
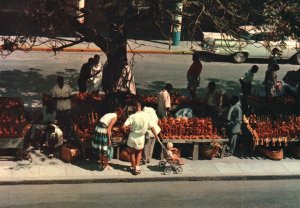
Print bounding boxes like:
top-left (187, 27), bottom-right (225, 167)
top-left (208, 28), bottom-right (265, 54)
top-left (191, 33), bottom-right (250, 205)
top-left (161, 138), bottom-right (229, 160)
top-left (0, 137), bottom-right (24, 160)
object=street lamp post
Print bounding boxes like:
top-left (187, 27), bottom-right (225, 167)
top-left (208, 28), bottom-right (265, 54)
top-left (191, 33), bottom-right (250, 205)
top-left (172, 1), bottom-right (183, 46)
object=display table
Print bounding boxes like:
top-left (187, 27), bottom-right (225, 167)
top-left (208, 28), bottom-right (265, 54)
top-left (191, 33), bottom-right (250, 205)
top-left (0, 97), bottom-right (30, 160)
top-left (247, 95), bottom-right (296, 114)
top-left (161, 138), bottom-right (229, 160)
top-left (0, 137), bottom-right (24, 160)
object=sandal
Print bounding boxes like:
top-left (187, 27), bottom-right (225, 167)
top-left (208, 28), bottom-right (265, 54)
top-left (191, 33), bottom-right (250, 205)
top-left (22, 152), bottom-right (31, 160)
top-left (132, 169), bottom-right (141, 175)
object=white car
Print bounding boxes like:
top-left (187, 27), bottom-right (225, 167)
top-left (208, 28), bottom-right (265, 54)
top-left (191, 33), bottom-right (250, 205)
top-left (202, 28), bottom-right (300, 64)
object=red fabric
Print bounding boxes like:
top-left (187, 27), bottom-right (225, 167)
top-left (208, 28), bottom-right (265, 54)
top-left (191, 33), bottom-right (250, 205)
top-left (187, 61), bottom-right (202, 77)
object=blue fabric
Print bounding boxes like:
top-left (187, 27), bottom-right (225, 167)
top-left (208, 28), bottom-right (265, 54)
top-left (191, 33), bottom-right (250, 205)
top-left (175, 108), bottom-right (194, 118)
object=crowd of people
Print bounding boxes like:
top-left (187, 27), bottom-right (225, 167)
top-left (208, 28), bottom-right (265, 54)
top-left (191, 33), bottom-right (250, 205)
top-left (22, 51), bottom-right (300, 174)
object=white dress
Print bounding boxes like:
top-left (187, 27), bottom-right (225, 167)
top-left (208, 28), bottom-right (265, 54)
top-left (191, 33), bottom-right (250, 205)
top-left (124, 111), bottom-right (153, 150)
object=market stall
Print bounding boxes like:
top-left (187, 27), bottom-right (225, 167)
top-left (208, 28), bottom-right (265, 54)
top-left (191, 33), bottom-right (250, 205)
top-left (247, 95), bottom-right (296, 114)
top-left (243, 114), bottom-right (300, 160)
top-left (0, 97), bottom-right (31, 160)
top-left (72, 110), bottom-right (126, 159)
top-left (158, 117), bottom-right (228, 160)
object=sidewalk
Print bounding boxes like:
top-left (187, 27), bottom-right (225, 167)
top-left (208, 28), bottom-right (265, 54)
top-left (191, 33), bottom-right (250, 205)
top-left (1, 149), bottom-right (300, 185)
top-left (29, 39), bottom-right (201, 54)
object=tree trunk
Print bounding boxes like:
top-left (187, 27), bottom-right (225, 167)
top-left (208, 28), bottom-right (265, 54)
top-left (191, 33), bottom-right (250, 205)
top-left (101, 23), bottom-right (130, 108)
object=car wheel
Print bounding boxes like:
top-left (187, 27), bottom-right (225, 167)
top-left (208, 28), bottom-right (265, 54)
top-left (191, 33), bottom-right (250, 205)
top-left (294, 52), bottom-right (300, 65)
top-left (232, 52), bottom-right (247, 63)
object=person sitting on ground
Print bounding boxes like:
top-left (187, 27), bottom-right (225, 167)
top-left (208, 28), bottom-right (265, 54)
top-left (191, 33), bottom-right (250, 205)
top-left (157, 83), bottom-right (173, 118)
top-left (45, 124), bottom-right (64, 159)
top-left (166, 142), bottom-right (183, 165)
top-left (122, 100), bottom-right (159, 175)
top-left (92, 107), bottom-right (124, 171)
top-left (22, 100), bottom-right (57, 160)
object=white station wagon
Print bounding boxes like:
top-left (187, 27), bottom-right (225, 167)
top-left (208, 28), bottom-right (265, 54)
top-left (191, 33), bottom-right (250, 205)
top-left (202, 27), bottom-right (300, 64)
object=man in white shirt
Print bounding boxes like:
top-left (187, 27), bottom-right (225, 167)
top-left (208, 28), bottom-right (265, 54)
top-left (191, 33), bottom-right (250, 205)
top-left (157, 83), bottom-right (173, 118)
top-left (142, 106), bottom-right (161, 164)
top-left (122, 101), bottom-right (158, 175)
top-left (89, 54), bottom-right (103, 93)
top-left (52, 76), bottom-right (72, 138)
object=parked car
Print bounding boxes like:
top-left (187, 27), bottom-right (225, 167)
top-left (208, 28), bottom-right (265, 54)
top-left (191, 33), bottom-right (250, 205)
top-left (202, 28), bottom-right (300, 64)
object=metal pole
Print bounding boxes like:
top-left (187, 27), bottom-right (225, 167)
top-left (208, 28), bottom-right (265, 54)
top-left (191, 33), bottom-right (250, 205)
top-left (172, 1), bottom-right (183, 46)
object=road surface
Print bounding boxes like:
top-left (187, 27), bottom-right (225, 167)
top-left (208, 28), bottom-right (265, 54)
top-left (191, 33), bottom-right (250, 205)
top-left (0, 51), bottom-right (298, 106)
top-left (1, 180), bottom-right (299, 208)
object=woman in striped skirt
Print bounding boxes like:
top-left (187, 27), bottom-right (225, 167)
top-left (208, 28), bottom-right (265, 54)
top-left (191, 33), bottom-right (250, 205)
top-left (92, 107), bottom-right (124, 170)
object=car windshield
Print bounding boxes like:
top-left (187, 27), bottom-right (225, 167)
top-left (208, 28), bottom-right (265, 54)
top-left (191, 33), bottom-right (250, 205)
top-left (247, 33), bottom-right (284, 42)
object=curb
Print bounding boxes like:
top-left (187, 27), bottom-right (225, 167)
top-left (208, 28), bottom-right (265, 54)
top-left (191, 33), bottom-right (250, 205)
top-left (30, 47), bottom-right (194, 55)
top-left (2, 175), bottom-right (300, 185)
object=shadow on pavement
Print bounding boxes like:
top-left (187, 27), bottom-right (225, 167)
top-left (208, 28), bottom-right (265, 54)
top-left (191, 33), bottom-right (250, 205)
top-left (0, 68), bottom-right (79, 105)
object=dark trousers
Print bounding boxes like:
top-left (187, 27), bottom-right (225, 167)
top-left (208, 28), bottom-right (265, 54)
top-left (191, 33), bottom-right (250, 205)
top-left (240, 79), bottom-right (252, 97)
top-left (56, 109), bottom-right (71, 137)
top-left (228, 133), bottom-right (238, 155)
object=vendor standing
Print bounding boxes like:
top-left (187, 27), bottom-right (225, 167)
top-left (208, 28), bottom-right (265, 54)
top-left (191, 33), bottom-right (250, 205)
top-left (52, 76), bottom-right (72, 139)
top-left (264, 64), bottom-right (280, 98)
top-left (78, 57), bottom-right (94, 97)
top-left (157, 83), bottom-right (173, 118)
top-left (142, 106), bottom-right (161, 164)
top-left (205, 82), bottom-right (224, 132)
top-left (89, 54), bottom-right (103, 93)
top-left (187, 52), bottom-right (202, 99)
top-left (239, 65), bottom-right (259, 97)
top-left (225, 96), bottom-right (242, 157)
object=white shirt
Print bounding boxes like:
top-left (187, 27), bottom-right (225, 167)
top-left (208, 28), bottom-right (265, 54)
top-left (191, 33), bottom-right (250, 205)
top-left (143, 106), bottom-right (161, 137)
top-left (100, 113), bottom-right (117, 126)
top-left (90, 63), bottom-right (103, 82)
top-left (48, 124), bottom-right (63, 148)
top-left (125, 111), bottom-right (153, 138)
top-left (52, 84), bottom-right (72, 111)
top-left (157, 90), bottom-right (171, 118)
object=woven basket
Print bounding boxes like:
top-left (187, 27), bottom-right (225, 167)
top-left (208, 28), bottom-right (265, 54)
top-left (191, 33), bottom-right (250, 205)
top-left (199, 144), bottom-right (220, 159)
top-left (257, 146), bottom-right (283, 160)
top-left (288, 144), bottom-right (300, 158)
top-left (61, 144), bottom-right (80, 163)
top-left (120, 148), bottom-right (133, 162)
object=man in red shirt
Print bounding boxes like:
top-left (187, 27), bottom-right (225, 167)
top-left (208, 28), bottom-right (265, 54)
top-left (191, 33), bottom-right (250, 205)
top-left (187, 52), bottom-right (202, 99)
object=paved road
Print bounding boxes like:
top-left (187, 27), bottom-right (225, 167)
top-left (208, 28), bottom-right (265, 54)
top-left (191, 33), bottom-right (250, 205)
top-left (1, 180), bottom-right (299, 208)
top-left (0, 51), bottom-right (298, 106)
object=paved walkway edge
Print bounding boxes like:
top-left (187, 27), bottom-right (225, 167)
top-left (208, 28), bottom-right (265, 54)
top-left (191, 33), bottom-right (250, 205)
top-left (29, 47), bottom-right (194, 54)
top-left (2, 175), bottom-right (300, 185)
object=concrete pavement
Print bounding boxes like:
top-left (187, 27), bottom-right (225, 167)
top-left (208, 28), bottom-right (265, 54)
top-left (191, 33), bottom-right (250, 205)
top-left (1, 149), bottom-right (300, 185)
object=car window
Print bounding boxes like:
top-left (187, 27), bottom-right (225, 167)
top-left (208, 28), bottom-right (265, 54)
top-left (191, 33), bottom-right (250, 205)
top-left (250, 33), bottom-right (265, 41)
